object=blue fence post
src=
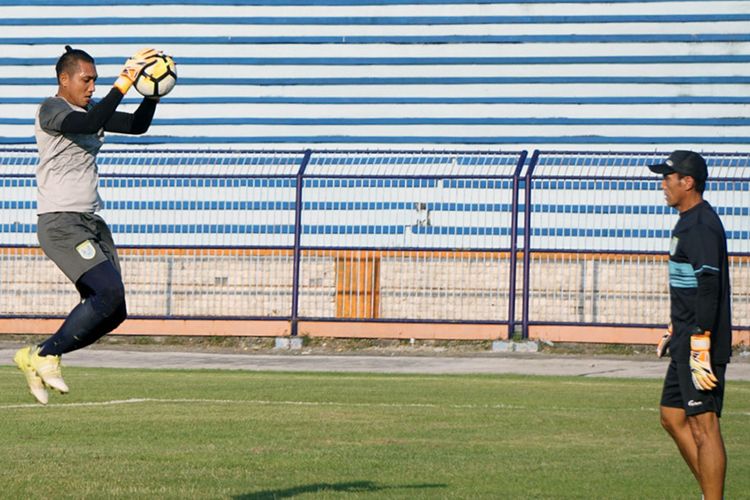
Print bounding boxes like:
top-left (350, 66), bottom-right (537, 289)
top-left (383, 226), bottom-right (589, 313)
top-left (290, 149), bottom-right (312, 337)
top-left (521, 150), bottom-right (540, 340)
top-left (507, 150), bottom-right (528, 339)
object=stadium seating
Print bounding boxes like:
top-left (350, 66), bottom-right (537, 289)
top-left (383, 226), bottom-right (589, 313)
top-left (0, 0), bottom-right (748, 151)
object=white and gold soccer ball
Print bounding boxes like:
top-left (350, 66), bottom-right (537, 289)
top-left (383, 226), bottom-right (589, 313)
top-left (135, 53), bottom-right (177, 98)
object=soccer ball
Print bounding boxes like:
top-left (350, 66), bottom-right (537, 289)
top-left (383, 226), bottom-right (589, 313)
top-left (135, 54), bottom-right (177, 98)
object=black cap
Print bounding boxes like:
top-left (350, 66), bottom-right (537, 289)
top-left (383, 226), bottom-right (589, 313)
top-left (648, 150), bottom-right (707, 182)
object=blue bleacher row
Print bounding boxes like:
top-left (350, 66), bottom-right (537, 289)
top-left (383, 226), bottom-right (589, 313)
top-left (3, 13), bottom-right (750, 26)
top-left (0, 0), bottom-right (735, 5)
top-left (3, 222), bottom-right (739, 241)
top-left (1, 199), bottom-right (748, 217)
top-left (14, 176), bottom-right (750, 191)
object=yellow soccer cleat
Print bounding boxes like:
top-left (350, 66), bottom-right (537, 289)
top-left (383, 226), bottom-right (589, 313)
top-left (14, 346), bottom-right (49, 405)
top-left (29, 347), bottom-right (69, 394)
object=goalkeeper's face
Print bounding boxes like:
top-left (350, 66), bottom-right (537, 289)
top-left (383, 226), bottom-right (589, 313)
top-left (58, 60), bottom-right (98, 108)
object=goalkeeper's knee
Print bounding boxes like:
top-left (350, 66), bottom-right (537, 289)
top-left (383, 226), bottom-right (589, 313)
top-left (77, 261), bottom-right (127, 321)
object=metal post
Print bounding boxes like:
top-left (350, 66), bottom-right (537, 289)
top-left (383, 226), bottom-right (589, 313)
top-left (507, 150), bottom-right (527, 339)
top-left (521, 150), bottom-right (540, 340)
top-left (290, 149), bottom-right (312, 337)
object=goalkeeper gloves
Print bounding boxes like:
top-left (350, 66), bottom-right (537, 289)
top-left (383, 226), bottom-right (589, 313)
top-left (689, 331), bottom-right (718, 391)
top-left (656, 322), bottom-right (672, 358)
top-left (114, 48), bottom-right (159, 95)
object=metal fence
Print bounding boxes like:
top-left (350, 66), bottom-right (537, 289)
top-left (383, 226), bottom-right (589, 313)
top-left (523, 151), bottom-right (750, 336)
top-left (0, 148), bottom-right (747, 340)
top-left (0, 149), bottom-right (525, 337)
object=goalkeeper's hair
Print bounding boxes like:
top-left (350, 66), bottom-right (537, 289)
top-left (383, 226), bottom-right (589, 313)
top-left (56, 45), bottom-right (95, 81)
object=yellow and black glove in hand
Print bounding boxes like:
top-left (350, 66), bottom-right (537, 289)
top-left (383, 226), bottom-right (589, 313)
top-left (656, 322), bottom-right (672, 358)
top-left (114, 48), bottom-right (159, 94)
top-left (689, 331), bottom-right (718, 391)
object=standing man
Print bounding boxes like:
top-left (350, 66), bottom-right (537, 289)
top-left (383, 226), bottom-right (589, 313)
top-left (14, 46), bottom-right (161, 404)
top-left (650, 150), bottom-right (732, 500)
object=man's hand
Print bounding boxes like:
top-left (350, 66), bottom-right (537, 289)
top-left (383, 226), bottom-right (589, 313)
top-left (689, 331), bottom-right (718, 391)
top-left (114, 48), bottom-right (159, 94)
top-left (656, 322), bottom-right (672, 358)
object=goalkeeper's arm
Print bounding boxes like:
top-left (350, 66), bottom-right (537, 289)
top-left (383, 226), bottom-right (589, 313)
top-left (58, 90), bottom-right (157, 135)
top-left (105, 98), bottom-right (158, 134)
top-left (688, 272), bottom-right (722, 390)
top-left (58, 88), bottom-right (124, 134)
top-left (695, 271), bottom-right (720, 333)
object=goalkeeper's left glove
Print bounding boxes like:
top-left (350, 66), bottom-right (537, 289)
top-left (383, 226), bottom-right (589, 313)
top-left (689, 331), bottom-right (718, 391)
top-left (656, 322), bottom-right (672, 358)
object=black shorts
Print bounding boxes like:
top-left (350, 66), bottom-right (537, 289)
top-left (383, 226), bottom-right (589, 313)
top-left (660, 359), bottom-right (726, 417)
top-left (37, 212), bottom-right (121, 283)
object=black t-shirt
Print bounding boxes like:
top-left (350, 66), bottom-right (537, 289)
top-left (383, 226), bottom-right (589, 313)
top-left (668, 201), bottom-right (732, 363)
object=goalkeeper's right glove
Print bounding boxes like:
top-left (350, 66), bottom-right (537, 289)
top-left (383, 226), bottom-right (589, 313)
top-left (656, 322), bottom-right (672, 358)
top-left (114, 48), bottom-right (159, 95)
top-left (689, 331), bottom-right (718, 391)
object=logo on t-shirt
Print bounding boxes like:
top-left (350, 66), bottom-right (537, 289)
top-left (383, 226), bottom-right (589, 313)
top-left (669, 236), bottom-right (679, 256)
top-left (75, 240), bottom-right (96, 260)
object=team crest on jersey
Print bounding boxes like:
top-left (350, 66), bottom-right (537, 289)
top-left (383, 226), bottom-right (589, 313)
top-left (669, 236), bottom-right (679, 256)
top-left (76, 240), bottom-right (96, 260)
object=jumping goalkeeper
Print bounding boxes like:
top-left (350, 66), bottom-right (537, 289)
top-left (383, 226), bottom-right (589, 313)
top-left (14, 46), bottom-right (160, 404)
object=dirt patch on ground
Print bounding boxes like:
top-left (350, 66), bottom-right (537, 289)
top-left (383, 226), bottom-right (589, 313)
top-left (1, 334), bottom-right (747, 362)
top-left (0, 334), bottom-right (666, 357)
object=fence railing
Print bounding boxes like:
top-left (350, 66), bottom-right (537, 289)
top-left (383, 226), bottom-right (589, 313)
top-left (0, 148), bottom-right (747, 341)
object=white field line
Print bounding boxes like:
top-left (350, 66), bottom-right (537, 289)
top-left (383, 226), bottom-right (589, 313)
top-left (1, 397), bottom-right (748, 417)
top-left (0, 398), bottom-right (522, 411)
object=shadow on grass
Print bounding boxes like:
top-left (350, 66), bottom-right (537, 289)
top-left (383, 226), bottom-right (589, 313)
top-left (234, 480), bottom-right (447, 499)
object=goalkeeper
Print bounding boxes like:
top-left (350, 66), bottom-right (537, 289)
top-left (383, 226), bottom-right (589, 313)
top-left (14, 46), bottom-right (160, 405)
top-left (649, 150), bottom-right (732, 500)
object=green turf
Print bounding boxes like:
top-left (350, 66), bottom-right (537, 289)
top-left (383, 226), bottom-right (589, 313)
top-left (1, 366), bottom-right (748, 499)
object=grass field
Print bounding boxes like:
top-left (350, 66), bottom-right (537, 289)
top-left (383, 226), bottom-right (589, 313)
top-left (2, 365), bottom-right (749, 499)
